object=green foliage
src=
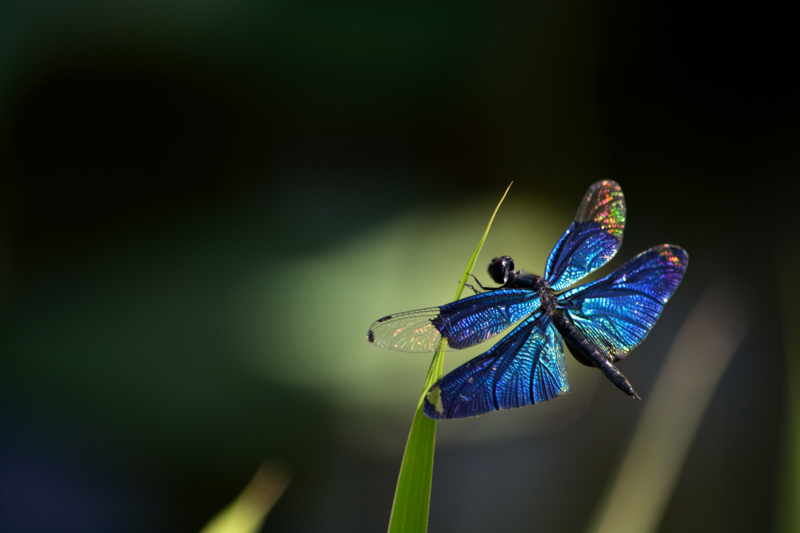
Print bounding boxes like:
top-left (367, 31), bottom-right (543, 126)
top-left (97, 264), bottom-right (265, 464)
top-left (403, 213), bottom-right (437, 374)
top-left (387, 184), bottom-right (512, 533)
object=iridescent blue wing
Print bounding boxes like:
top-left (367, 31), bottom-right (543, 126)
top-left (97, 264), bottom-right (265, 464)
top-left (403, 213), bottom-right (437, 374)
top-left (367, 290), bottom-right (540, 352)
top-left (558, 244), bottom-right (688, 361)
top-left (422, 314), bottom-right (569, 419)
top-left (544, 180), bottom-right (626, 291)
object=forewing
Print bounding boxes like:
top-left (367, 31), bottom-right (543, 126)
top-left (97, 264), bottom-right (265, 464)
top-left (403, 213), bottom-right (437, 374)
top-left (559, 244), bottom-right (688, 361)
top-left (545, 180), bottom-right (626, 291)
top-left (433, 290), bottom-right (540, 349)
top-left (367, 290), bottom-right (540, 353)
top-left (423, 315), bottom-right (570, 420)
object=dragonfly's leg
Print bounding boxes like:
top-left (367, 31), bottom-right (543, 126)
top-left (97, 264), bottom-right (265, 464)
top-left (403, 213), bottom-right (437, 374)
top-left (469, 273), bottom-right (498, 291)
top-left (465, 283), bottom-right (482, 295)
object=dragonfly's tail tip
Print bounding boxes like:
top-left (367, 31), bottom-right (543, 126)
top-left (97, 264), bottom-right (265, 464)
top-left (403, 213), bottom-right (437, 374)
top-left (631, 391), bottom-right (642, 401)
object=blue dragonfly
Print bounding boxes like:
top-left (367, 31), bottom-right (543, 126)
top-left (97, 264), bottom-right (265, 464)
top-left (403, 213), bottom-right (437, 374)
top-left (367, 181), bottom-right (688, 419)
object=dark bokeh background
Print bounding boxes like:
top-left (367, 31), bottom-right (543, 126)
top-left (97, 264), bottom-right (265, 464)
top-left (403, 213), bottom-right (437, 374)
top-left (1, 2), bottom-right (797, 532)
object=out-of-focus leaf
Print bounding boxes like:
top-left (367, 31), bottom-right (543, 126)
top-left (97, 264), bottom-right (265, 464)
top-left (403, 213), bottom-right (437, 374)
top-left (586, 280), bottom-right (750, 533)
top-left (199, 462), bottom-right (291, 533)
top-left (776, 252), bottom-right (800, 533)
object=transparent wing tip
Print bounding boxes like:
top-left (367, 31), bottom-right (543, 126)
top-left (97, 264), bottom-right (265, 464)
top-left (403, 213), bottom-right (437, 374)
top-left (366, 308), bottom-right (443, 352)
top-left (366, 313), bottom-right (393, 344)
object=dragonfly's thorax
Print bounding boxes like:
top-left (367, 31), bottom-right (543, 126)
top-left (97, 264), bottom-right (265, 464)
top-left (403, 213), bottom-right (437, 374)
top-left (534, 277), bottom-right (559, 314)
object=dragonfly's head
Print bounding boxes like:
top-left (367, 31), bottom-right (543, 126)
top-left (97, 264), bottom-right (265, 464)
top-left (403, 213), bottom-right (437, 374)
top-left (488, 256), bottom-right (516, 285)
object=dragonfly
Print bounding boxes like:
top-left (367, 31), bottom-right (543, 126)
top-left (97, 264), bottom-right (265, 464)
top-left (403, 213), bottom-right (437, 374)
top-left (366, 181), bottom-right (688, 420)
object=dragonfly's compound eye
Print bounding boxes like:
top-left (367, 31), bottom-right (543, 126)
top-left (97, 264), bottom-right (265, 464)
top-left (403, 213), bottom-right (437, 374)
top-left (488, 256), bottom-right (515, 284)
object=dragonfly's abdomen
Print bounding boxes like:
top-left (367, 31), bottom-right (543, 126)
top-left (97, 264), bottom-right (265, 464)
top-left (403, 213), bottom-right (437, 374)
top-left (550, 311), bottom-right (641, 401)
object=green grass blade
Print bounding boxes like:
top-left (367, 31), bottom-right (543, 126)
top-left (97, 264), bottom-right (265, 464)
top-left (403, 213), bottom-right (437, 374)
top-left (454, 183), bottom-right (514, 303)
top-left (387, 183), bottom-right (512, 533)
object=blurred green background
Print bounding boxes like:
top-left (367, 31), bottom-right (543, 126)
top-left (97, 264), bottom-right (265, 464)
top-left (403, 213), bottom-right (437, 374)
top-left (0, 1), bottom-right (797, 532)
